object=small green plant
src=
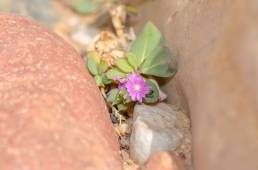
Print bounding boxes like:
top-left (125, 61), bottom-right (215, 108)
top-left (87, 22), bottom-right (176, 117)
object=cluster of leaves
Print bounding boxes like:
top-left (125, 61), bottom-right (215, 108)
top-left (87, 22), bottom-right (176, 115)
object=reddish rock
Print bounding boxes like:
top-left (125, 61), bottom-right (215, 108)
top-left (0, 14), bottom-right (122, 170)
top-left (142, 152), bottom-right (186, 170)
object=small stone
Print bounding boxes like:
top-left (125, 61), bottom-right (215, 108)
top-left (115, 122), bottom-right (131, 136)
top-left (130, 103), bottom-right (185, 164)
top-left (121, 122), bottom-right (131, 135)
top-left (120, 136), bottom-right (130, 149)
top-left (142, 151), bottom-right (186, 170)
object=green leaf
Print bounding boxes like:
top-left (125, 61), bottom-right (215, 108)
top-left (161, 67), bottom-right (177, 77)
top-left (94, 74), bottom-right (112, 86)
top-left (129, 22), bottom-right (163, 67)
top-left (107, 89), bottom-right (119, 103)
top-left (144, 79), bottom-right (159, 103)
top-left (119, 89), bottom-right (132, 104)
top-left (101, 74), bottom-right (113, 85)
top-left (140, 46), bottom-right (175, 77)
top-left (87, 53), bottom-right (100, 75)
top-left (127, 53), bottom-right (138, 69)
top-left (73, 0), bottom-right (100, 14)
top-left (98, 60), bottom-right (108, 73)
top-left (106, 68), bottom-right (127, 79)
top-left (94, 75), bottom-right (103, 86)
top-left (116, 58), bottom-right (134, 73)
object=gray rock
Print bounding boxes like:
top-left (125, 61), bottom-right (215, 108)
top-left (0, 0), bottom-right (59, 27)
top-left (130, 103), bottom-right (184, 164)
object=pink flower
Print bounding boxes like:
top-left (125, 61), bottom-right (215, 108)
top-left (113, 77), bottom-right (126, 89)
top-left (125, 73), bottom-right (150, 102)
top-left (118, 78), bottom-right (127, 90)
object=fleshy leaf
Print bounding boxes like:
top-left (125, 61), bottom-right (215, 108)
top-left (116, 58), bottom-right (134, 73)
top-left (119, 89), bottom-right (132, 104)
top-left (106, 68), bottom-right (127, 79)
top-left (87, 53), bottom-right (100, 75)
top-left (140, 46), bottom-right (175, 77)
top-left (107, 89), bottom-right (119, 103)
top-left (101, 74), bottom-right (113, 85)
top-left (94, 75), bottom-right (103, 86)
top-left (144, 79), bottom-right (159, 103)
top-left (160, 67), bottom-right (177, 77)
top-left (94, 74), bottom-right (112, 86)
top-left (98, 60), bottom-right (108, 73)
top-left (129, 22), bottom-right (163, 67)
top-left (127, 53), bottom-right (138, 69)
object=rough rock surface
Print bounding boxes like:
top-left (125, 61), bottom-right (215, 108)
top-left (138, 0), bottom-right (258, 170)
top-left (130, 103), bottom-right (185, 164)
top-left (142, 151), bottom-right (186, 170)
top-left (0, 14), bottom-right (122, 170)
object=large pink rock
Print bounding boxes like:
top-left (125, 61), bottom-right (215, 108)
top-left (0, 14), bottom-right (122, 170)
